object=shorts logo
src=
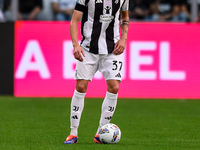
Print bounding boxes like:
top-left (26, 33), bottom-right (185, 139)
top-left (115, 73), bottom-right (121, 78)
top-left (96, 0), bottom-right (103, 3)
top-left (115, 0), bottom-right (119, 4)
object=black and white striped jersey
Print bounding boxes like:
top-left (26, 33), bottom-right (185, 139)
top-left (75, 0), bottom-right (129, 54)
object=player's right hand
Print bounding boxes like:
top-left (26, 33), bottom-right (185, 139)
top-left (73, 45), bottom-right (85, 62)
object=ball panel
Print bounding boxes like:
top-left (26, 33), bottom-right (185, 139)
top-left (98, 123), bottom-right (121, 144)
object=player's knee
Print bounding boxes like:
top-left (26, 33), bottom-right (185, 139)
top-left (108, 84), bottom-right (119, 94)
top-left (76, 83), bottom-right (87, 93)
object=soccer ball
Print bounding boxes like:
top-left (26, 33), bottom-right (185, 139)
top-left (98, 123), bottom-right (121, 144)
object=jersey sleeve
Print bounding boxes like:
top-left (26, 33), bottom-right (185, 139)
top-left (75, 0), bottom-right (87, 12)
top-left (121, 0), bottom-right (129, 11)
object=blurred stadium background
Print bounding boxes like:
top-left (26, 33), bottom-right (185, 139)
top-left (0, 0), bottom-right (200, 150)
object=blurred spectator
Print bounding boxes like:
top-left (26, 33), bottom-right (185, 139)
top-left (149, 0), bottom-right (190, 22)
top-left (195, 11), bottom-right (200, 22)
top-left (18, 0), bottom-right (43, 20)
top-left (187, 0), bottom-right (200, 22)
top-left (129, 0), bottom-right (151, 21)
top-left (37, 0), bottom-right (54, 20)
top-left (2, 0), bottom-right (10, 21)
top-left (0, 10), bottom-right (4, 21)
top-left (51, 0), bottom-right (76, 21)
top-left (171, 0), bottom-right (190, 22)
top-left (3, 0), bottom-right (43, 21)
top-left (149, 0), bottom-right (173, 21)
top-left (0, 0), bottom-right (5, 21)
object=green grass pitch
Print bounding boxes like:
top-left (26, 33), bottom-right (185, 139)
top-left (0, 96), bottom-right (200, 150)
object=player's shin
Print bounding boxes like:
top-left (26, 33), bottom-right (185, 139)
top-left (70, 89), bottom-right (86, 136)
top-left (96, 91), bottom-right (118, 134)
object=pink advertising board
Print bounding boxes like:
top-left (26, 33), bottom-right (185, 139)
top-left (14, 21), bottom-right (200, 98)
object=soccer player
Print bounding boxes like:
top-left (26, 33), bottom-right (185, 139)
top-left (64, 0), bottom-right (129, 144)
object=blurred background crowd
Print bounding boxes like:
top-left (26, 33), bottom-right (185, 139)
top-left (0, 0), bottom-right (200, 22)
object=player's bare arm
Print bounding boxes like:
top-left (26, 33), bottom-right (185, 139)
top-left (113, 10), bottom-right (129, 55)
top-left (70, 10), bottom-right (85, 62)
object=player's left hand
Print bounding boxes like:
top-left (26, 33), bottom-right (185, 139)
top-left (113, 39), bottom-right (126, 55)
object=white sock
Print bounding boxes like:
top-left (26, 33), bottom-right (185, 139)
top-left (96, 91), bottom-right (118, 134)
top-left (70, 90), bottom-right (86, 136)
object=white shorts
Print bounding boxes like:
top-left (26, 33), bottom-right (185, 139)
top-left (75, 49), bottom-right (123, 81)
